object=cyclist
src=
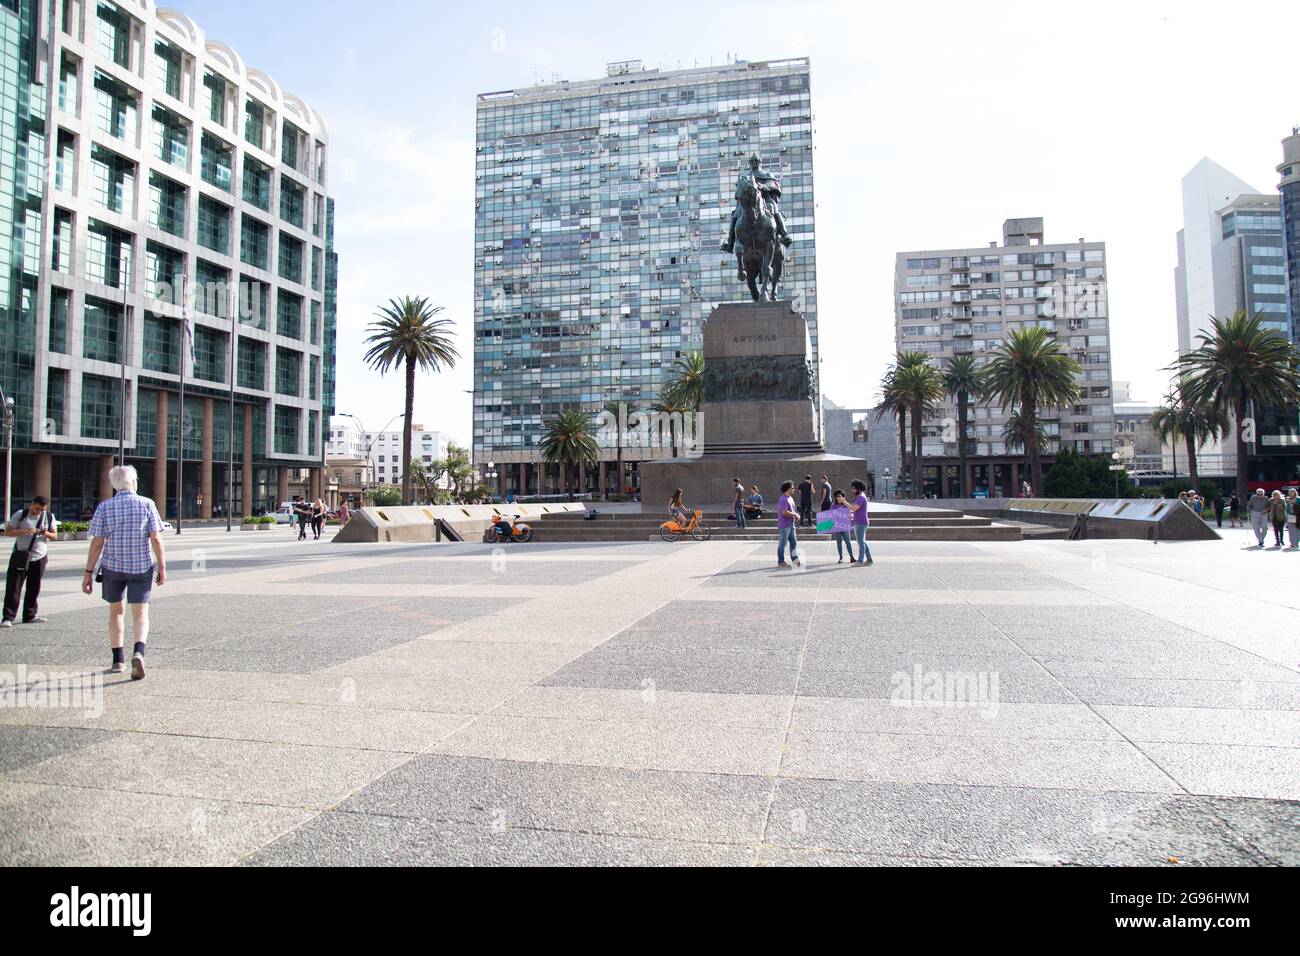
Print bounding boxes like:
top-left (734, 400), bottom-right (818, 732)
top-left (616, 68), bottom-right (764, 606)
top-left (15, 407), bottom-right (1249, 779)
top-left (668, 489), bottom-right (690, 524)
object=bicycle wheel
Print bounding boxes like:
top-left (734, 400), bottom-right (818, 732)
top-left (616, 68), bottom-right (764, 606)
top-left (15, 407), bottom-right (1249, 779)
top-left (691, 524), bottom-right (712, 541)
top-left (659, 526), bottom-right (681, 543)
top-left (516, 527), bottom-right (532, 542)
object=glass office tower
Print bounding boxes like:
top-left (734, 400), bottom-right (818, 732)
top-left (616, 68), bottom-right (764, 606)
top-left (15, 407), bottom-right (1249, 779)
top-left (0, 0), bottom-right (336, 517)
top-left (474, 58), bottom-right (818, 497)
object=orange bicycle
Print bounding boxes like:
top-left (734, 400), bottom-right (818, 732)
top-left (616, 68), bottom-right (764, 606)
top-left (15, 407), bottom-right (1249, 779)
top-left (660, 508), bottom-right (712, 542)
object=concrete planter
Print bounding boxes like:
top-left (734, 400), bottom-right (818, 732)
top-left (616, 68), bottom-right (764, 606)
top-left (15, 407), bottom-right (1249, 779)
top-left (241, 523), bottom-right (274, 532)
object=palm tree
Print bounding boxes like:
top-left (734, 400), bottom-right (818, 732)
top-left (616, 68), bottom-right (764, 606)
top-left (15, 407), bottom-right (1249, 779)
top-left (874, 366), bottom-right (907, 497)
top-left (875, 352), bottom-right (931, 497)
top-left (1172, 310), bottom-right (1300, 501)
top-left (363, 296), bottom-right (459, 506)
top-left (603, 400), bottom-right (625, 497)
top-left (942, 354), bottom-right (984, 498)
top-left (541, 409), bottom-right (601, 491)
top-left (892, 357), bottom-right (945, 498)
top-left (1001, 408), bottom-right (1049, 457)
top-left (653, 395), bottom-right (690, 458)
top-left (1149, 380), bottom-right (1227, 493)
top-left (661, 351), bottom-right (705, 412)
top-left (983, 326), bottom-right (1081, 495)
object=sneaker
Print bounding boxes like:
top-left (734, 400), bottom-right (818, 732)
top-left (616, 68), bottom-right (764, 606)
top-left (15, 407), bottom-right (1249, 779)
top-left (109, 660), bottom-right (125, 674)
top-left (865, 558), bottom-right (874, 566)
top-left (131, 652), bottom-right (146, 681)
top-left (0, 620), bottom-right (11, 629)
top-left (776, 562), bottom-right (792, 569)
top-left (22, 616), bottom-right (47, 624)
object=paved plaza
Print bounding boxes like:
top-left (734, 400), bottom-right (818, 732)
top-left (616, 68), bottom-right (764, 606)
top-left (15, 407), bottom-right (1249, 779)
top-left (0, 526), bottom-right (1296, 866)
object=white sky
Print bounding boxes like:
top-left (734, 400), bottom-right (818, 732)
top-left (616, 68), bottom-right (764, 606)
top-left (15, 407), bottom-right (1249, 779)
top-left (185, 0), bottom-right (1300, 443)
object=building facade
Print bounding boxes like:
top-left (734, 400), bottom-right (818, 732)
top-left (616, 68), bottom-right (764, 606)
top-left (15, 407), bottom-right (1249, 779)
top-left (0, 0), bottom-right (335, 520)
top-left (1173, 158), bottom-right (1297, 484)
top-left (473, 57), bottom-right (817, 498)
top-left (365, 425), bottom-right (456, 488)
top-left (822, 395), bottom-right (896, 496)
top-left (893, 217), bottom-right (1115, 497)
top-left (1279, 129), bottom-right (1300, 343)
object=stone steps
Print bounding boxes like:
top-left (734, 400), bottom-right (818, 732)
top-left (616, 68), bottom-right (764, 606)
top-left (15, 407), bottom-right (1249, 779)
top-left (530, 512), bottom-right (1021, 542)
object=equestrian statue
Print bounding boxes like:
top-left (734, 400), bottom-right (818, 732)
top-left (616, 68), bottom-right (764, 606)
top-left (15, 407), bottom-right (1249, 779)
top-left (721, 154), bottom-right (793, 302)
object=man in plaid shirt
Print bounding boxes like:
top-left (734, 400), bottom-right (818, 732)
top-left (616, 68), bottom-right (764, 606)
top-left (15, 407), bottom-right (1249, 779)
top-left (82, 465), bottom-right (168, 680)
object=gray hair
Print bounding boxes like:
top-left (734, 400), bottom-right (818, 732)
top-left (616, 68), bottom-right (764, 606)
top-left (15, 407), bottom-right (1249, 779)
top-left (109, 464), bottom-right (138, 491)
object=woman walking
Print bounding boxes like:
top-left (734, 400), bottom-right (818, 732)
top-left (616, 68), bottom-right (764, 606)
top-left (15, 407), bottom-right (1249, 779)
top-left (1228, 493), bottom-right (1241, 529)
top-left (775, 481), bottom-right (802, 569)
top-left (311, 498), bottom-right (326, 540)
top-left (1287, 490), bottom-right (1300, 550)
top-left (831, 490), bottom-right (855, 564)
top-left (849, 479), bottom-right (873, 566)
top-left (1269, 490), bottom-right (1288, 548)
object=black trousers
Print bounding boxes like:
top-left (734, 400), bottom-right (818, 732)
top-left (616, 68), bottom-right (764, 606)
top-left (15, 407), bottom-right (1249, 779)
top-left (3, 551), bottom-right (46, 623)
top-left (312, 516), bottom-right (323, 538)
top-left (799, 499), bottom-right (814, 525)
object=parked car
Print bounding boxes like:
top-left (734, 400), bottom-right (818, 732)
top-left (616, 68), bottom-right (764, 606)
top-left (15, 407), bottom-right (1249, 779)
top-left (272, 504), bottom-right (296, 524)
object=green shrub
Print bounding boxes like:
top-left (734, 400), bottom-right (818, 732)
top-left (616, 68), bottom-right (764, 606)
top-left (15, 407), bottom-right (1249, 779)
top-left (369, 485), bottom-right (402, 507)
top-left (1043, 449), bottom-right (1139, 498)
top-left (240, 515), bottom-right (277, 525)
top-left (1159, 478), bottom-right (1220, 500)
top-left (59, 521), bottom-right (89, 534)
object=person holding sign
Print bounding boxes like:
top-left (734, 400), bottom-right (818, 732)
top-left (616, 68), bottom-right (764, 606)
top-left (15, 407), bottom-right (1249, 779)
top-left (849, 479), bottom-right (873, 566)
top-left (829, 490), bottom-right (856, 564)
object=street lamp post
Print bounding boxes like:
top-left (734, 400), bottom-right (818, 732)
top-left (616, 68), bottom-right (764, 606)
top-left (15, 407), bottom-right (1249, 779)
top-left (882, 467), bottom-right (892, 501)
top-left (1, 389), bottom-right (14, 521)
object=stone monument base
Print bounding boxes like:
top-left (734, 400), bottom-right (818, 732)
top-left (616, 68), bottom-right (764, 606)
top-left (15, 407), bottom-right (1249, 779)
top-left (639, 451), bottom-right (870, 511)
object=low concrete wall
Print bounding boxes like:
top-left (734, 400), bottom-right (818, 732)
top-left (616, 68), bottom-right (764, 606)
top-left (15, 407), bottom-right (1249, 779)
top-left (333, 503), bottom-right (587, 543)
top-left (906, 497), bottom-right (1220, 541)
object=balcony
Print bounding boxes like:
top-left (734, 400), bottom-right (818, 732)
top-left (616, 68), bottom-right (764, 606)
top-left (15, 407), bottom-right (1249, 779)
top-left (1035, 287), bottom-right (1053, 300)
top-left (950, 272), bottom-right (970, 287)
top-left (953, 324), bottom-right (973, 336)
top-left (952, 291), bottom-right (972, 304)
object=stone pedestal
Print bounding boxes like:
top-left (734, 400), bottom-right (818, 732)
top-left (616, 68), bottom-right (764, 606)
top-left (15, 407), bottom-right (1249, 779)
top-left (641, 300), bottom-right (868, 507)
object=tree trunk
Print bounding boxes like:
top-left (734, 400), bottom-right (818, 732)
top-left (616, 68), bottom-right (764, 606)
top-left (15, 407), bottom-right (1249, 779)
top-left (1235, 398), bottom-right (1249, 502)
top-left (401, 359), bottom-right (415, 506)
top-left (897, 408), bottom-right (907, 499)
top-left (615, 434), bottom-right (623, 497)
top-left (1185, 433), bottom-right (1199, 493)
top-left (1022, 387), bottom-right (1041, 495)
top-left (910, 400), bottom-right (923, 499)
top-left (957, 393), bottom-right (969, 498)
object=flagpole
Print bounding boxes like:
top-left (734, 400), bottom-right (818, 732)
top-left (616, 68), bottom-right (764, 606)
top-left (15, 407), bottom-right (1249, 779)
top-left (176, 276), bottom-right (186, 535)
top-left (226, 283), bottom-right (236, 531)
top-left (118, 279), bottom-right (127, 466)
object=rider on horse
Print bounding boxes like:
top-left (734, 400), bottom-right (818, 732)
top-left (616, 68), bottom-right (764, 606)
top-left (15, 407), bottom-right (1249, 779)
top-left (721, 155), bottom-right (794, 264)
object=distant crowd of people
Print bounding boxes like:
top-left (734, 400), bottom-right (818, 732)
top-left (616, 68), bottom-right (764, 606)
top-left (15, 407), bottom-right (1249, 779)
top-left (670, 473), bottom-right (875, 569)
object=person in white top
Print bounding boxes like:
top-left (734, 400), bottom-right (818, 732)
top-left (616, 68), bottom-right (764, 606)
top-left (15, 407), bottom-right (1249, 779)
top-left (3, 495), bottom-right (58, 626)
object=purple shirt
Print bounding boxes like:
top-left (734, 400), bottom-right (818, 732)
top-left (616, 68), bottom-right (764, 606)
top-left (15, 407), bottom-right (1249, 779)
top-left (777, 494), bottom-right (796, 529)
top-left (852, 493), bottom-right (869, 525)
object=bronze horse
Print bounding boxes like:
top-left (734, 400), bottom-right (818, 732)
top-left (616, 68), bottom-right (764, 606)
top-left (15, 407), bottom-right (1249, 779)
top-left (732, 176), bottom-right (785, 301)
